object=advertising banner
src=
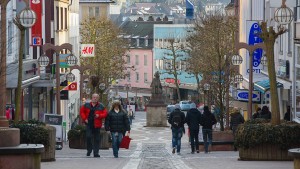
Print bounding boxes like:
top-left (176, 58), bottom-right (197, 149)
top-left (30, 0), bottom-right (42, 46)
top-left (81, 44), bottom-right (95, 57)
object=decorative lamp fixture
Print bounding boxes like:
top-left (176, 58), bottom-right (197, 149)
top-left (204, 83), bottom-right (210, 91)
top-left (99, 83), bottom-right (106, 90)
top-left (18, 8), bottom-right (37, 28)
top-left (260, 56), bottom-right (268, 65)
top-left (38, 53), bottom-right (50, 67)
top-left (231, 54), bottom-right (243, 65)
top-left (85, 88), bottom-right (91, 95)
top-left (66, 73), bottom-right (76, 82)
top-left (234, 74), bottom-right (243, 83)
top-left (274, 0), bottom-right (293, 25)
top-left (65, 53), bottom-right (78, 66)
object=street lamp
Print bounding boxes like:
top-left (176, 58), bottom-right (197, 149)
top-left (68, 65), bottom-right (91, 105)
top-left (124, 84), bottom-right (131, 106)
top-left (274, 0), bottom-right (293, 25)
top-left (13, 6), bottom-right (37, 122)
top-left (38, 43), bottom-right (75, 115)
top-left (204, 83), bottom-right (210, 107)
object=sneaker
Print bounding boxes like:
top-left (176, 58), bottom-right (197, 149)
top-left (94, 154), bottom-right (100, 158)
top-left (177, 152), bottom-right (181, 155)
top-left (191, 151), bottom-right (195, 154)
top-left (87, 152), bottom-right (91, 156)
top-left (196, 150), bottom-right (200, 153)
top-left (172, 147), bottom-right (176, 154)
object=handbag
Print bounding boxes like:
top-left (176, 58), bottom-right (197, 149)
top-left (120, 136), bottom-right (131, 149)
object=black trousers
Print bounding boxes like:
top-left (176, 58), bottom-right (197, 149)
top-left (86, 126), bottom-right (100, 155)
top-left (190, 129), bottom-right (199, 152)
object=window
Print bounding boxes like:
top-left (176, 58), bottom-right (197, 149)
top-left (135, 55), bottom-right (139, 65)
top-left (61, 7), bottom-right (63, 29)
top-left (95, 7), bottom-right (100, 17)
top-left (89, 7), bottom-right (94, 17)
top-left (65, 8), bottom-right (67, 29)
top-left (136, 72), bottom-right (139, 81)
top-left (136, 39), bottom-right (139, 47)
top-left (144, 55), bottom-right (147, 66)
top-left (7, 21), bottom-right (13, 54)
top-left (297, 0), bottom-right (300, 21)
top-left (279, 35), bottom-right (283, 53)
top-left (144, 73), bottom-right (148, 82)
top-left (297, 46), bottom-right (300, 65)
top-left (56, 7), bottom-right (59, 30)
top-left (127, 72), bottom-right (131, 82)
top-left (126, 54), bottom-right (130, 64)
top-left (288, 23), bottom-right (291, 53)
top-left (145, 39), bottom-right (148, 46)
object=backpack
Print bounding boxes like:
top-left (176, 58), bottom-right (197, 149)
top-left (172, 113), bottom-right (182, 127)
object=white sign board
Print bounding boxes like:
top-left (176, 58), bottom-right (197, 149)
top-left (236, 89), bottom-right (261, 102)
top-left (44, 114), bottom-right (63, 143)
top-left (81, 44), bottom-right (95, 57)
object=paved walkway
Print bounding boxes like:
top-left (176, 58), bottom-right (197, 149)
top-left (41, 111), bottom-right (294, 169)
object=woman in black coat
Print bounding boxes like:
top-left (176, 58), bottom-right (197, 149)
top-left (105, 100), bottom-right (130, 158)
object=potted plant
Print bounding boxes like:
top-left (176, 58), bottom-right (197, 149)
top-left (235, 119), bottom-right (300, 161)
top-left (10, 119), bottom-right (56, 161)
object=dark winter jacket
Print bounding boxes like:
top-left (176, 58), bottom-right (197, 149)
top-left (185, 108), bottom-right (201, 130)
top-left (200, 110), bottom-right (217, 130)
top-left (105, 110), bottom-right (130, 133)
top-left (230, 111), bottom-right (244, 131)
top-left (168, 108), bottom-right (185, 129)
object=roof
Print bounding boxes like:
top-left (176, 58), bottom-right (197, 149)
top-left (254, 79), bottom-right (283, 94)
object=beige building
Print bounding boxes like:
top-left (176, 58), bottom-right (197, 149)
top-left (79, 0), bottom-right (115, 21)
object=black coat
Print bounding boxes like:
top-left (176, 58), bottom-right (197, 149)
top-left (200, 110), bottom-right (217, 130)
top-left (230, 112), bottom-right (244, 131)
top-left (185, 108), bottom-right (201, 130)
top-left (168, 109), bottom-right (185, 128)
top-left (105, 110), bottom-right (130, 133)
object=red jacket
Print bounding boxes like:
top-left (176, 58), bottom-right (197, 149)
top-left (80, 102), bottom-right (108, 128)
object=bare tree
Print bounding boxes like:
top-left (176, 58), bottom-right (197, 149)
top-left (80, 17), bottom-right (129, 95)
top-left (187, 14), bottom-right (238, 131)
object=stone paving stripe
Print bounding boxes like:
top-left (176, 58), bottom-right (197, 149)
top-left (122, 159), bottom-right (141, 169)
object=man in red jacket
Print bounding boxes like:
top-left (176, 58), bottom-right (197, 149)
top-left (80, 93), bottom-right (108, 157)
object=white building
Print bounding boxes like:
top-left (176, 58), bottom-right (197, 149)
top-left (205, 2), bottom-right (225, 15)
top-left (238, 0), bottom-right (297, 121)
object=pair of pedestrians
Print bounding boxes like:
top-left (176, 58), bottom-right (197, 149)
top-left (80, 95), bottom-right (130, 158)
top-left (168, 104), bottom-right (216, 154)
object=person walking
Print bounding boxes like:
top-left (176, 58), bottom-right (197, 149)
top-left (252, 107), bottom-right (261, 119)
top-left (185, 103), bottom-right (201, 154)
top-left (284, 106), bottom-right (291, 121)
top-left (230, 107), bottom-right (244, 151)
top-left (80, 93), bottom-right (108, 158)
top-left (105, 100), bottom-right (131, 158)
top-left (168, 104), bottom-right (185, 155)
top-left (128, 108), bottom-right (134, 125)
top-left (200, 105), bottom-right (217, 153)
top-left (260, 106), bottom-right (272, 120)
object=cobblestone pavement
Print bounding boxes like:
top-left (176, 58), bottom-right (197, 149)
top-left (41, 111), bottom-right (294, 169)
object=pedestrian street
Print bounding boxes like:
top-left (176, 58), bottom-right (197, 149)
top-left (42, 111), bottom-right (293, 169)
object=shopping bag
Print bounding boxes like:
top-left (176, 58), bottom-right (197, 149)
top-left (120, 136), bottom-right (131, 149)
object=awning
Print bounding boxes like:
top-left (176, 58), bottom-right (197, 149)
top-left (254, 79), bottom-right (283, 94)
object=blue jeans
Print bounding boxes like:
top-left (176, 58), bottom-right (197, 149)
top-left (172, 127), bottom-right (183, 153)
top-left (202, 129), bottom-right (212, 153)
top-left (86, 127), bottom-right (100, 155)
top-left (111, 132), bottom-right (123, 157)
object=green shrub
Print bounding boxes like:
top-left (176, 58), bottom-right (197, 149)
top-left (67, 125), bottom-right (86, 140)
top-left (235, 119), bottom-right (300, 149)
top-left (10, 120), bottom-right (49, 146)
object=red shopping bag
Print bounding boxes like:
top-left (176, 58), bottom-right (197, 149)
top-left (120, 136), bottom-right (131, 149)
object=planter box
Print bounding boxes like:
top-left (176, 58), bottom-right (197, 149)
top-left (41, 126), bottom-right (56, 162)
top-left (69, 128), bottom-right (111, 149)
top-left (199, 130), bottom-right (234, 151)
top-left (239, 144), bottom-right (299, 161)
